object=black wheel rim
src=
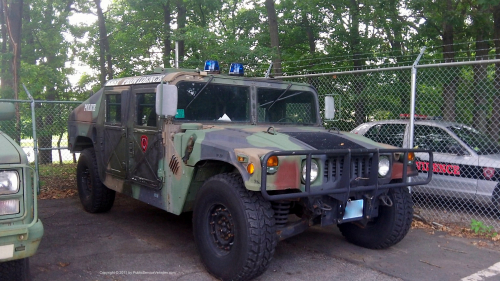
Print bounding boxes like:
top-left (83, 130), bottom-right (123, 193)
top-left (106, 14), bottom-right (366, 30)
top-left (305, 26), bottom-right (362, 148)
top-left (208, 204), bottom-right (235, 254)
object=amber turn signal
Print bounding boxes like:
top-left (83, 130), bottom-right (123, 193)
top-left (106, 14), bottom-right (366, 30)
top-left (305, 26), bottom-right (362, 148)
top-left (267, 156), bottom-right (279, 167)
top-left (407, 152), bottom-right (415, 162)
top-left (247, 163), bottom-right (255, 174)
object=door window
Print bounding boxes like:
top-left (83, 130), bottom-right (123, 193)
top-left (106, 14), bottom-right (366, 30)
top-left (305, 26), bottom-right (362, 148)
top-left (414, 125), bottom-right (462, 154)
top-left (365, 124), bottom-right (406, 147)
top-left (136, 93), bottom-right (157, 127)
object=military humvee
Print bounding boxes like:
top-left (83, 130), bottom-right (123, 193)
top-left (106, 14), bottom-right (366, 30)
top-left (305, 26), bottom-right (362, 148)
top-left (68, 61), bottom-right (432, 280)
top-left (0, 102), bottom-right (43, 280)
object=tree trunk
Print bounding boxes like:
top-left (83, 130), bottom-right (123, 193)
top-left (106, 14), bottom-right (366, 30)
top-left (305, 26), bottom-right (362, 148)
top-left (472, 33), bottom-right (489, 134)
top-left (441, 0), bottom-right (457, 122)
top-left (94, 0), bottom-right (112, 86)
top-left (349, 0), bottom-right (365, 126)
top-left (162, 1), bottom-right (171, 68)
top-left (491, 4), bottom-right (500, 142)
top-left (265, 0), bottom-right (282, 76)
top-left (176, 0), bottom-right (186, 63)
top-left (0, 0), bottom-right (6, 95)
top-left (2, 0), bottom-right (23, 142)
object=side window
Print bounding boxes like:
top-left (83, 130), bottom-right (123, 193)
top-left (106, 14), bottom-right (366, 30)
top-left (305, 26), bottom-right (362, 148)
top-left (414, 125), bottom-right (460, 154)
top-left (106, 94), bottom-right (121, 124)
top-left (364, 124), bottom-right (405, 147)
top-left (136, 93), bottom-right (157, 127)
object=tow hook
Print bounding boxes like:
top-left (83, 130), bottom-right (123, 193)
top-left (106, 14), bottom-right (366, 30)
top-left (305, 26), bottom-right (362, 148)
top-left (312, 199), bottom-right (332, 215)
top-left (379, 195), bottom-right (393, 207)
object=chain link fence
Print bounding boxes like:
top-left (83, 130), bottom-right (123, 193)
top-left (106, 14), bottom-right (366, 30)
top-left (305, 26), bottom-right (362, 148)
top-left (2, 58), bottom-right (499, 231)
top-left (280, 59), bottom-right (500, 231)
top-left (0, 100), bottom-right (81, 165)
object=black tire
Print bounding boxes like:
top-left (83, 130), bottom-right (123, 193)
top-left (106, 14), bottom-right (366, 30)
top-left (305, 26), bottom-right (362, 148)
top-left (77, 148), bottom-right (115, 213)
top-left (0, 258), bottom-right (30, 281)
top-left (193, 173), bottom-right (277, 281)
top-left (338, 187), bottom-right (413, 249)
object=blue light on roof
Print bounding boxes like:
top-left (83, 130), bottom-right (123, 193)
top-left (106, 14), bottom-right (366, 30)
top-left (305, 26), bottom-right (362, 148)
top-left (229, 63), bottom-right (244, 76)
top-left (204, 60), bottom-right (220, 73)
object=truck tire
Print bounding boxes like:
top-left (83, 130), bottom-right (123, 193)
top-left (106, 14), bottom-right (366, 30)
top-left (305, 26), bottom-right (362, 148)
top-left (338, 187), bottom-right (413, 249)
top-left (0, 258), bottom-right (30, 281)
top-left (193, 173), bottom-right (277, 281)
top-left (77, 148), bottom-right (115, 213)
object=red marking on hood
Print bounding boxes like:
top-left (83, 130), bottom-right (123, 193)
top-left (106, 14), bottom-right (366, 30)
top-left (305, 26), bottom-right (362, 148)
top-left (274, 161), bottom-right (300, 190)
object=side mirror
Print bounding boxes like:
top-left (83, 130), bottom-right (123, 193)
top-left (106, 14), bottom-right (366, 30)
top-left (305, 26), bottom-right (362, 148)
top-left (155, 84), bottom-right (178, 117)
top-left (324, 96), bottom-right (335, 120)
top-left (0, 102), bottom-right (15, 121)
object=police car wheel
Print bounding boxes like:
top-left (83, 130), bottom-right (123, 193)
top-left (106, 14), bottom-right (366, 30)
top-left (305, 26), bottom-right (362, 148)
top-left (193, 173), bottom-right (277, 281)
top-left (493, 186), bottom-right (500, 213)
top-left (338, 186), bottom-right (413, 249)
top-left (77, 148), bottom-right (116, 213)
top-left (0, 258), bottom-right (30, 281)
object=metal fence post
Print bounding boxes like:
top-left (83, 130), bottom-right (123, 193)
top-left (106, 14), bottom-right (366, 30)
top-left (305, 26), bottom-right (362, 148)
top-left (22, 84), bottom-right (40, 193)
top-left (409, 47), bottom-right (426, 150)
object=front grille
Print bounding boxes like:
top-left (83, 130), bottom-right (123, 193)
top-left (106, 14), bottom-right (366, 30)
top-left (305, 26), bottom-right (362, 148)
top-left (324, 155), bottom-right (372, 182)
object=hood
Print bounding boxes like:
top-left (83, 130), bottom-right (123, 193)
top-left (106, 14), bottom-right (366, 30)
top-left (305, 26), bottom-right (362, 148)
top-left (0, 131), bottom-right (21, 164)
top-left (202, 126), bottom-right (389, 151)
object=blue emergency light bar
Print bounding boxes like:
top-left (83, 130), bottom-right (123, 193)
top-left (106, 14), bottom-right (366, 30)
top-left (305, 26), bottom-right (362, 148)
top-left (204, 60), bottom-right (220, 73)
top-left (229, 63), bottom-right (244, 76)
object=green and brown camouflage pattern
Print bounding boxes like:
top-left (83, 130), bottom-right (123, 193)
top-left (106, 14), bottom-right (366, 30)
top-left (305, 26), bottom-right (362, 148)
top-left (0, 103), bottom-right (43, 263)
top-left (68, 70), bottom-right (431, 218)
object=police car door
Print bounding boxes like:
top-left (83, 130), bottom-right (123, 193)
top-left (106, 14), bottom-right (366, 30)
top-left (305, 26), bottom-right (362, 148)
top-left (103, 86), bottom-right (130, 178)
top-left (128, 85), bottom-right (163, 190)
top-left (411, 124), bottom-right (477, 200)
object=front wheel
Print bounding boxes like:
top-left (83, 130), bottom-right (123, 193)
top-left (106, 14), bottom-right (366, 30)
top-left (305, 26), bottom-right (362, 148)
top-left (0, 258), bottom-right (30, 281)
top-left (338, 187), bottom-right (413, 249)
top-left (76, 148), bottom-right (115, 213)
top-left (193, 173), bottom-right (277, 281)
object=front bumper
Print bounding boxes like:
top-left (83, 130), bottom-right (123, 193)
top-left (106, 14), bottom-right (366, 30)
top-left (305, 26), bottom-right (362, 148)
top-left (260, 148), bottom-right (433, 201)
top-left (0, 219), bottom-right (43, 261)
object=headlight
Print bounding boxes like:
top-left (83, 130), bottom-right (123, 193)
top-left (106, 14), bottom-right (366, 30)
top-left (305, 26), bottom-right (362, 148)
top-left (0, 171), bottom-right (19, 195)
top-left (0, 199), bottom-right (20, 215)
top-left (378, 156), bottom-right (390, 177)
top-left (302, 160), bottom-right (319, 183)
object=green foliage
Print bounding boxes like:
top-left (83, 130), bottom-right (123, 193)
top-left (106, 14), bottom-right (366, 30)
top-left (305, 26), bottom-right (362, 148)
top-left (470, 219), bottom-right (498, 237)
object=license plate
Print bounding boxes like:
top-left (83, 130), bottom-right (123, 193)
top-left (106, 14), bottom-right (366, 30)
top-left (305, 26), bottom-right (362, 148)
top-left (343, 199), bottom-right (364, 220)
top-left (0, 244), bottom-right (14, 260)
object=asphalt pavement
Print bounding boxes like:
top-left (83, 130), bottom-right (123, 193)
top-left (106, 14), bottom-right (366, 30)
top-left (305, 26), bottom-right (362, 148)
top-left (30, 195), bottom-right (500, 281)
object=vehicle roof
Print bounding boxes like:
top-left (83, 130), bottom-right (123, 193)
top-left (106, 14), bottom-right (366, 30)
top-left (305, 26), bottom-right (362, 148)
top-left (359, 119), bottom-right (470, 128)
top-left (104, 70), bottom-right (311, 87)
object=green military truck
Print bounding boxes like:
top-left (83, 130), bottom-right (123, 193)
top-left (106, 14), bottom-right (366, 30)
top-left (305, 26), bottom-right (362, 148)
top-left (0, 102), bottom-right (43, 280)
top-left (68, 61), bottom-right (432, 281)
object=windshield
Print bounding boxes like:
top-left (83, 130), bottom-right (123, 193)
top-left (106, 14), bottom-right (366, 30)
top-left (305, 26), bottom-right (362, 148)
top-left (176, 81), bottom-right (250, 122)
top-left (448, 125), bottom-right (500, 155)
top-left (257, 87), bottom-right (318, 125)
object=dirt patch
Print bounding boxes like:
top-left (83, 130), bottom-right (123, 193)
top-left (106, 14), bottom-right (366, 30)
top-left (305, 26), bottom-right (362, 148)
top-left (38, 163), bottom-right (78, 200)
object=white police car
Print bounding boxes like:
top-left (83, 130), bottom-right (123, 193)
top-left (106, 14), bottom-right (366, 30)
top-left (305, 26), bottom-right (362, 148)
top-left (351, 115), bottom-right (500, 210)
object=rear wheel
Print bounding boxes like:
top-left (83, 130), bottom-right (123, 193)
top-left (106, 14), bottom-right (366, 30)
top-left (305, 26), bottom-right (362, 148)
top-left (193, 173), bottom-right (277, 281)
top-left (0, 258), bottom-right (30, 281)
top-left (338, 187), bottom-right (413, 249)
top-left (77, 148), bottom-right (115, 213)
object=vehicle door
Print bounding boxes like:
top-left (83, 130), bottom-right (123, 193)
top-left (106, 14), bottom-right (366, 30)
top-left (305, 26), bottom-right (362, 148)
top-left (410, 124), bottom-right (477, 200)
top-left (103, 86), bottom-right (130, 178)
top-left (128, 85), bottom-right (163, 189)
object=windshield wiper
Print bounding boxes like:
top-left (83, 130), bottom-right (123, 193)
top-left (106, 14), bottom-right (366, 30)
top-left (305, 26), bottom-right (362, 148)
top-left (268, 83), bottom-right (292, 110)
top-left (185, 76), bottom-right (214, 109)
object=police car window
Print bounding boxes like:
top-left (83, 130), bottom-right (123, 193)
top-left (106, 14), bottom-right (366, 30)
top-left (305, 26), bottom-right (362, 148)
top-left (365, 124), bottom-right (405, 147)
top-left (136, 93), bottom-right (157, 127)
top-left (449, 126), bottom-right (500, 155)
top-left (105, 94), bottom-right (121, 124)
top-left (176, 82), bottom-right (250, 122)
top-left (414, 125), bottom-right (461, 154)
top-left (257, 88), bottom-right (317, 124)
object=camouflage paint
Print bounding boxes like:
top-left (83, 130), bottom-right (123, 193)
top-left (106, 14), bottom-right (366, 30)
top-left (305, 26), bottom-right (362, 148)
top-left (69, 70), bottom-right (428, 217)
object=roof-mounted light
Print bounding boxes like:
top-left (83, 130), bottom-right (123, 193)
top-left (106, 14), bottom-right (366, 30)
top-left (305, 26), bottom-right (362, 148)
top-left (229, 63), bottom-right (244, 76)
top-left (204, 60), bottom-right (220, 74)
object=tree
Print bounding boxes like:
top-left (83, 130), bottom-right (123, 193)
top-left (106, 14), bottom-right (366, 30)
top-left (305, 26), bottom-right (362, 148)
top-left (264, 0), bottom-right (282, 76)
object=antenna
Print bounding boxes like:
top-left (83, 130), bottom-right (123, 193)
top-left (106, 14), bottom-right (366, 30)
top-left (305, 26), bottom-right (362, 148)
top-left (265, 62), bottom-right (273, 78)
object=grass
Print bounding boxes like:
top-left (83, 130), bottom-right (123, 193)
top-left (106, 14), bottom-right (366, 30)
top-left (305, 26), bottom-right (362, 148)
top-left (38, 163), bottom-right (78, 199)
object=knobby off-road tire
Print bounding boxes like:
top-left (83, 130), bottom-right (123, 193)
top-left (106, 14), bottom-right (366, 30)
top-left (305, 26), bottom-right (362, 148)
top-left (77, 148), bottom-right (115, 213)
top-left (338, 187), bottom-right (413, 249)
top-left (0, 258), bottom-right (30, 281)
top-left (193, 173), bottom-right (277, 281)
